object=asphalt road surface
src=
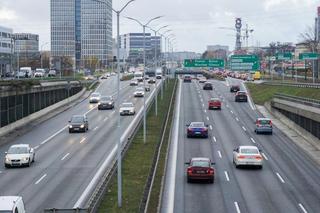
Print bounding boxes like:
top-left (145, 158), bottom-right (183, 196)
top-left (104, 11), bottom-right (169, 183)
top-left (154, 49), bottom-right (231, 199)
top-left (161, 78), bottom-right (320, 213)
top-left (0, 75), bottom-right (161, 212)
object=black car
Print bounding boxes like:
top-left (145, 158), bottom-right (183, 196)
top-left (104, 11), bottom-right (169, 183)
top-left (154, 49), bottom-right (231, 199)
top-left (98, 96), bottom-right (114, 110)
top-left (145, 85), bottom-right (151, 92)
top-left (69, 115), bottom-right (89, 133)
top-left (203, 83), bottom-right (213, 90)
top-left (230, 85), bottom-right (240, 93)
top-left (235, 91), bottom-right (248, 102)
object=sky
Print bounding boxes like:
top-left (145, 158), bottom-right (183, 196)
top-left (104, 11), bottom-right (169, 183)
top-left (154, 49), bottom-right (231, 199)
top-left (0, 0), bottom-right (319, 53)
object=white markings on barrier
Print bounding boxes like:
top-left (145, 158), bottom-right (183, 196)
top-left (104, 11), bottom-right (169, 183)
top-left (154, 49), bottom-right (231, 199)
top-left (61, 153), bottom-right (70, 161)
top-left (35, 174), bottom-right (47, 185)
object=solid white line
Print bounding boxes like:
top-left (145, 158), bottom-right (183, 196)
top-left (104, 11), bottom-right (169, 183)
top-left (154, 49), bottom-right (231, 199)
top-left (80, 137), bottom-right (86, 144)
top-left (213, 136), bottom-right (217, 142)
top-left (209, 125), bottom-right (213, 130)
top-left (103, 117), bottom-right (109, 122)
top-left (226, 104), bottom-right (229, 108)
top-left (61, 153), bottom-right (70, 161)
top-left (234, 202), bottom-right (241, 213)
top-left (230, 110), bottom-right (234, 114)
top-left (218, 151), bottom-right (222, 158)
top-left (40, 125), bottom-right (68, 145)
top-left (93, 126), bottom-right (99, 131)
top-left (35, 174), bottom-right (47, 185)
top-left (298, 203), bottom-right (308, 213)
top-left (224, 171), bottom-right (230, 181)
top-left (0, 171), bottom-right (2, 174)
top-left (111, 111), bottom-right (115, 115)
top-left (276, 172), bottom-right (285, 183)
top-left (34, 145), bottom-right (40, 150)
top-left (206, 116), bottom-right (209, 121)
top-left (200, 98), bottom-right (203, 102)
top-left (236, 117), bottom-right (239, 121)
top-left (262, 153), bottom-right (269, 161)
top-left (202, 103), bottom-right (205, 107)
top-left (242, 126), bottom-right (247, 131)
top-left (250, 137), bottom-right (256, 144)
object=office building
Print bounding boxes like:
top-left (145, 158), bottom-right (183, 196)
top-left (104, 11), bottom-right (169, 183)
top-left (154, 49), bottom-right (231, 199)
top-left (51, 0), bottom-right (112, 71)
top-left (0, 26), bottom-right (13, 76)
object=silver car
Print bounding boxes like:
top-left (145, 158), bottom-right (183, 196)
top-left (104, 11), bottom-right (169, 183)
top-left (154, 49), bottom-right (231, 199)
top-left (233, 146), bottom-right (263, 169)
top-left (4, 144), bottom-right (35, 168)
top-left (255, 118), bottom-right (273, 134)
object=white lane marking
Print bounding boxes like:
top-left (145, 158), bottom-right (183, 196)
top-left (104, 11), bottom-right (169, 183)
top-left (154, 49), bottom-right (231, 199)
top-left (241, 82), bottom-right (256, 110)
top-left (35, 174), bottom-right (47, 185)
top-left (204, 109), bottom-right (207, 113)
top-left (40, 125), bottom-right (68, 145)
top-left (61, 153), bottom-right (70, 161)
top-left (84, 105), bottom-right (97, 115)
top-left (230, 110), bottom-right (234, 114)
top-left (262, 153), bottom-right (269, 161)
top-left (206, 116), bottom-right (209, 121)
top-left (209, 125), bottom-right (213, 130)
top-left (224, 171), bottom-right (230, 181)
top-left (93, 126), bottom-right (99, 131)
top-left (242, 126), bottom-right (247, 131)
top-left (298, 203), bottom-right (308, 213)
top-left (202, 103), bottom-right (204, 107)
top-left (226, 104), bottom-right (229, 108)
top-left (235, 117), bottom-right (239, 121)
top-left (250, 138), bottom-right (256, 144)
top-left (213, 136), bottom-right (217, 142)
top-left (0, 171), bottom-right (2, 174)
top-left (111, 111), bottom-right (115, 115)
top-left (80, 137), bottom-right (86, 144)
top-left (103, 117), bottom-right (109, 122)
top-left (217, 151), bottom-right (222, 158)
top-left (34, 145), bottom-right (40, 150)
top-left (276, 173), bottom-right (285, 183)
top-left (234, 202), bottom-right (241, 213)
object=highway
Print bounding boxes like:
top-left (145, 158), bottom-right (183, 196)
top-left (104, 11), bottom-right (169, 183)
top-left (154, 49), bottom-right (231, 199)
top-left (161, 77), bottom-right (320, 213)
top-left (0, 75), bottom-right (160, 212)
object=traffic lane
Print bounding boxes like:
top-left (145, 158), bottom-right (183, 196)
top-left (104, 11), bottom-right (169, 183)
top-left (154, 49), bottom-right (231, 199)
top-left (20, 81), bottom-right (161, 211)
top-left (212, 80), bottom-right (320, 212)
top-left (198, 82), bottom-right (302, 213)
top-left (173, 81), bottom-right (227, 213)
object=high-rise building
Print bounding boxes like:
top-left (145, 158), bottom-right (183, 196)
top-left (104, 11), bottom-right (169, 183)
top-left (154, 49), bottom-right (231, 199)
top-left (51, 0), bottom-right (112, 71)
top-left (0, 26), bottom-right (13, 76)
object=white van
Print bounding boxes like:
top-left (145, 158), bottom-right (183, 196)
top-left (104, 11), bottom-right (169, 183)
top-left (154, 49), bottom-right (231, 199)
top-left (156, 68), bottom-right (162, 79)
top-left (0, 196), bottom-right (26, 213)
top-left (134, 71), bottom-right (143, 82)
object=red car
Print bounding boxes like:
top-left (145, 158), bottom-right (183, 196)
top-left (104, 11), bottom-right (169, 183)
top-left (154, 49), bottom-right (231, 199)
top-left (208, 98), bottom-right (222, 110)
top-left (186, 157), bottom-right (215, 183)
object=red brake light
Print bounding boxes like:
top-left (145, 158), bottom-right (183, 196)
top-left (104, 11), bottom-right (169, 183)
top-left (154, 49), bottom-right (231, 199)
top-left (269, 120), bottom-right (272, 126)
top-left (238, 155), bottom-right (246, 159)
top-left (187, 167), bottom-right (193, 174)
top-left (207, 168), bottom-right (214, 174)
top-left (255, 155), bottom-right (263, 160)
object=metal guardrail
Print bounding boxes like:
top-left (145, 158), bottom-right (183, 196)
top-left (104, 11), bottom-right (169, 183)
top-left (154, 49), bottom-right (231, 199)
top-left (263, 81), bottom-right (320, 89)
top-left (273, 93), bottom-right (320, 108)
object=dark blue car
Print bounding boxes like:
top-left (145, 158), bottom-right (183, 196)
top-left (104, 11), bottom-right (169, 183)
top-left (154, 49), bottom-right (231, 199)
top-left (187, 122), bottom-right (208, 138)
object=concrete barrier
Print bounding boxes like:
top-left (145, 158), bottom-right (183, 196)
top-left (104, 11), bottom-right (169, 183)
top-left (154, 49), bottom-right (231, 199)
top-left (0, 87), bottom-right (86, 138)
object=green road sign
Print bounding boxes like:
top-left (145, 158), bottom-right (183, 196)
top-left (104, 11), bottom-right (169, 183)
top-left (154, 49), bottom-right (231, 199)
top-left (276, 52), bottom-right (292, 60)
top-left (184, 59), bottom-right (224, 68)
top-left (230, 55), bottom-right (259, 71)
top-left (299, 52), bottom-right (319, 60)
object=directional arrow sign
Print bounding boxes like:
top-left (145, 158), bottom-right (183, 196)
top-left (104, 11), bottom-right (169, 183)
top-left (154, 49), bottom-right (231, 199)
top-left (299, 52), bottom-right (319, 60)
top-left (230, 55), bottom-right (259, 71)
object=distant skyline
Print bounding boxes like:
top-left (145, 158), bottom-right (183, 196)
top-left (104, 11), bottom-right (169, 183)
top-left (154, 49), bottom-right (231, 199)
top-left (0, 0), bottom-right (319, 53)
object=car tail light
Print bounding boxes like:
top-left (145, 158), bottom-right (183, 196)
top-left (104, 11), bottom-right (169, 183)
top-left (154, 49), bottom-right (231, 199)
top-left (202, 128), bottom-right (207, 132)
top-left (207, 168), bottom-right (214, 174)
top-left (238, 155), bottom-right (246, 159)
top-left (255, 155), bottom-right (263, 160)
top-left (269, 120), bottom-right (272, 126)
top-left (187, 128), bottom-right (192, 132)
top-left (187, 167), bottom-right (193, 174)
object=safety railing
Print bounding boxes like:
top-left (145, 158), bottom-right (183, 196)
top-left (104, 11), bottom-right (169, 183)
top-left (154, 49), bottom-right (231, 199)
top-left (273, 93), bottom-right (320, 108)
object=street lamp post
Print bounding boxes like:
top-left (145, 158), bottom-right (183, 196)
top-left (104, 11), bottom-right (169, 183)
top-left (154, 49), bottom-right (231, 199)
top-left (40, 42), bottom-right (49, 69)
top-left (126, 15), bottom-right (163, 144)
top-left (93, 0), bottom-right (135, 208)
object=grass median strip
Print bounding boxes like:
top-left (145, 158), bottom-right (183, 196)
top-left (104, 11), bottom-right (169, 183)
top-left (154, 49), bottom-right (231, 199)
top-left (98, 79), bottom-right (176, 213)
top-left (246, 83), bottom-right (320, 105)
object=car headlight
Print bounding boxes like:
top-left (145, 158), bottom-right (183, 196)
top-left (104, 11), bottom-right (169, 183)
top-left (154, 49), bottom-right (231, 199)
top-left (5, 157), bottom-right (10, 162)
top-left (108, 102), bottom-right (113, 105)
top-left (80, 124), bottom-right (85, 128)
top-left (69, 125), bottom-right (73, 128)
top-left (22, 157), bottom-right (29, 161)
top-left (98, 103), bottom-right (101, 105)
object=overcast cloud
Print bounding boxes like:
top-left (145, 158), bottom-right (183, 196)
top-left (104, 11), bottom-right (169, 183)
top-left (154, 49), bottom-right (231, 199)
top-left (0, 0), bottom-right (319, 53)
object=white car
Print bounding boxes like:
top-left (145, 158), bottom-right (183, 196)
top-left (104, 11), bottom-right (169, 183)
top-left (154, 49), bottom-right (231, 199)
top-left (89, 92), bottom-right (101, 103)
top-left (34, 69), bottom-right (45, 77)
top-left (0, 196), bottom-right (26, 213)
top-left (48, 70), bottom-right (56, 77)
top-left (233, 146), bottom-right (263, 169)
top-left (4, 144), bottom-right (35, 168)
top-left (120, 102), bottom-right (135, 116)
top-left (130, 79), bottom-right (138, 86)
top-left (199, 77), bottom-right (207, 83)
top-left (134, 87), bottom-right (145, 97)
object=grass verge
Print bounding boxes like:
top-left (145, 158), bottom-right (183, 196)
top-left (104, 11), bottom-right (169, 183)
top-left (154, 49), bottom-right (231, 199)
top-left (98, 79), bottom-right (177, 213)
top-left (246, 83), bottom-right (320, 105)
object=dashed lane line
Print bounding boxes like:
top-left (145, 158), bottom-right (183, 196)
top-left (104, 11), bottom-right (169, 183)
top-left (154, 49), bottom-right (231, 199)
top-left (217, 151), bottom-right (222, 158)
top-left (35, 174), bottom-right (47, 185)
top-left (262, 153), bottom-right (269, 161)
top-left (80, 138), bottom-right (86, 144)
top-left (250, 138), bottom-right (256, 144)
top-left (224, 171), bottom-right (230, 182)
top-left (61, 153), bottom-right (70, 161)
top-left (298, 204), bottom-right (308, 213)
top-left (234, 202), bottom-right (241, 213)
top-left (276, 173), bottom-right (285, 183)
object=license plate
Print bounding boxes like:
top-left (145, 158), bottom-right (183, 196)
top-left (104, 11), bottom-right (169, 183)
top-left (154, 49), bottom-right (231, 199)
top-left (74, 128), bottom-right (79, 131)
top-left (196, 171), bottom-right (205, 174)
top-left (195, 132), bottom-right (201, 134)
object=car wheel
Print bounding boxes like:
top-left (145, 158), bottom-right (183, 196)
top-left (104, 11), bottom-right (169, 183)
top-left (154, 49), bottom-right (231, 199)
top-left (258, 165), bottom-right (263, 169)
top-left (270, 132), bottom-right (273, 135)
top-left (69, 129), bottom-right (72, 133)
top-left (209, 178), bottom-right (214, 184)
top-left (32, 154), bottom-right (35, 163)
top-left (187, 177), bottom-right (191, 183)
top-left (27, 160), bottom-right (31, 167)
top-left (4, 164), bottom-right (10, 168)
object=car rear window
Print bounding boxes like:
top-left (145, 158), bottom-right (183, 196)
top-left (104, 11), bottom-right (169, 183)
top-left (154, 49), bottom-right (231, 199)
top-left (259, 120), bottom-right (271, 125)
top-left (240, 148), bottom-right (259, 154)
top-left (190, 122), bottom-right (204, 127)
top-left (238, 92), bottom-right (246, 95)
top-left (191, 161), bottom-right (210, 167)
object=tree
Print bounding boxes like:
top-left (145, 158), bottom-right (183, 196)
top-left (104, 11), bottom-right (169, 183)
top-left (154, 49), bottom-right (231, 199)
top-left (83, 56), bottom-right (100, 71)
top-left (299, 26), bottom-right (319, 52)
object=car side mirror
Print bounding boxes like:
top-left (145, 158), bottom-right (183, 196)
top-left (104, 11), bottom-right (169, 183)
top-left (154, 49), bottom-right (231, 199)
top-left (259, 149), bottom-right (262, 153)
top-left (206, 124), bottom-right (209, 127)
top-left (211, 162), bottom-right (216, 165)
top-left (68, 120), bottom-right (71, 123)
top-left (186, 124), bottom-right (189, 127)
top-left (5, 152), bottom-right (7, 154)
top-left (185, 162), bottom-right (190, 165)
top-left (233, 149), bottom-right (237, 152)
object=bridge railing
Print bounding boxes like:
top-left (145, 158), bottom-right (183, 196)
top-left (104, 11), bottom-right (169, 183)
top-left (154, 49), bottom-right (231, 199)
top-left (273, 93), bottom-right (320, 108)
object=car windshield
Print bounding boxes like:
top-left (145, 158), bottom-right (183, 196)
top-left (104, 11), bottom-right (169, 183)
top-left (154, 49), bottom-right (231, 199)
top-left (71, 116), bottom-right (84, 123)
top-left (91, 93), bottom-right (100, 97)
top-left (190, 122), bottom-right (204, 127)
top-left (8, 146), bottom-right (28, 154)
top-left (122, 103), bottom-right (133, 108)
top-left (191, 160), bottom-right (210, 167)
top-left (101, 97), bottom-right (112, 101)
top-left (136, 88), bottom-right (144, 91)
top-left (240, 148), bottom-right (259, 154)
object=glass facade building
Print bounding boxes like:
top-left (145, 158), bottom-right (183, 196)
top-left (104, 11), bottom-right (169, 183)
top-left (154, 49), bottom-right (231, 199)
top-left (0, 26), bottom-right (13, 76)
top-left (51, 0), bottom-right (112, 70)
